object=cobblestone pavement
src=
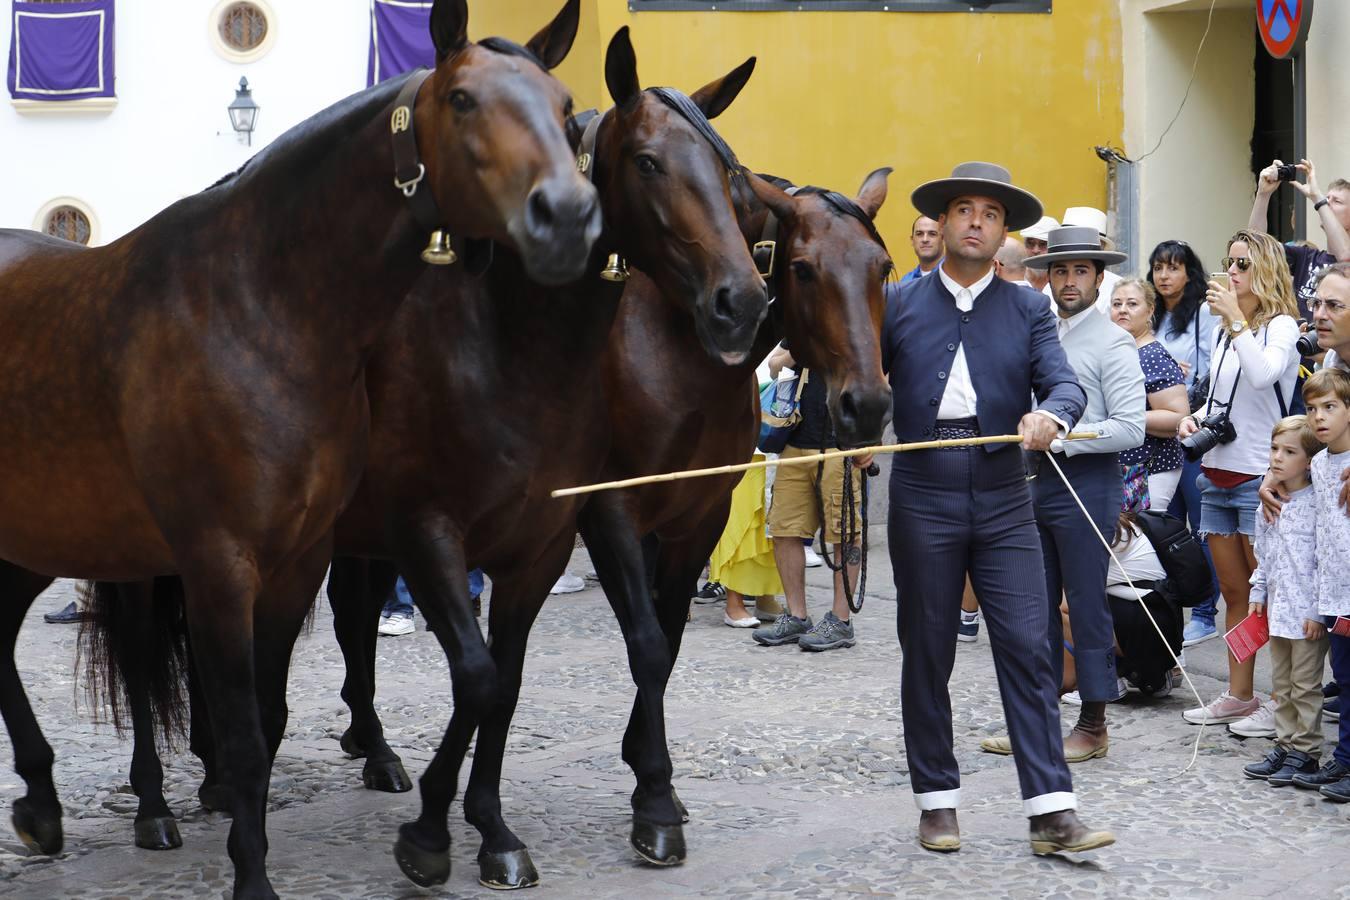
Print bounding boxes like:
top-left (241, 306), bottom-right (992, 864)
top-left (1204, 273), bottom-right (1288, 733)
top-left (2, 538), bottom-right (1349, 899)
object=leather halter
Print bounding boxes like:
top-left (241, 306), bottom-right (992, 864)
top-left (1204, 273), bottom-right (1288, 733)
top-left (752, 186), bottom-right (801, 306)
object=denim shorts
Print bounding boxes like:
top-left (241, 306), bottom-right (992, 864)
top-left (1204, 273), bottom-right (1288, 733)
top-left (1195, 471), bottom-right (1260, 538)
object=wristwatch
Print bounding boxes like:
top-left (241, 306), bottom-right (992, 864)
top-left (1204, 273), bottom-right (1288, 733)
top-left (1229, 319), bottom-right (1249, 337)
top-left (1315, 197), bottom-right (1331, 212)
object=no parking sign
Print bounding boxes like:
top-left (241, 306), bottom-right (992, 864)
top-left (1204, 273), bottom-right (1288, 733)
top-left (1257, 0), bottom-right (1314, 59)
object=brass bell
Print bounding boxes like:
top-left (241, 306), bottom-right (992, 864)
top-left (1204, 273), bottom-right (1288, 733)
top-left (599, 252), bottom-right (629, 282)
top-left (420, 229), bottom-right (458, 266)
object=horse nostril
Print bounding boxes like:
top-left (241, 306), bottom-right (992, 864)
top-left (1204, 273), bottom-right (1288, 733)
top-left (839, 390), bottom-right (860, 429)
top-left (527, 188), bottom-right (555, 234)
top-left (713, 286), bottom-right (738, 325)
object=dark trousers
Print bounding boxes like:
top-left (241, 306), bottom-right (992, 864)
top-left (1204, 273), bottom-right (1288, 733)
top-left (1033, 452), bottom-right (1120, 702)
top-left (1168, 456), bottom-right (1221, 621)
top-left (1328, 628), bottom-right (1350, 769)
top-left (889, 445), bottom-right (1073, 809)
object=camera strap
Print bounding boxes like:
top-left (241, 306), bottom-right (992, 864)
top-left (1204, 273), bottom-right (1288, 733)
top-left (1204, 335), bottom-right (1240, 417)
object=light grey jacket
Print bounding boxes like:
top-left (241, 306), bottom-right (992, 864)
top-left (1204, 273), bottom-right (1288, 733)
top-left (1057, 310), bottom-right (1146, 458)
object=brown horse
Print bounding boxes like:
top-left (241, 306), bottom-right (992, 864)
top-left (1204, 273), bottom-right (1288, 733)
top-left (0, 0), bottom-right (597, 896)
top-left (84, 25), bottom-right (767, 892)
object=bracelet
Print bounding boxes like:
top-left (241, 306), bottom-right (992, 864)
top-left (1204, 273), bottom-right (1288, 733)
top-left (1315, 197), bottom-right (1331, 212)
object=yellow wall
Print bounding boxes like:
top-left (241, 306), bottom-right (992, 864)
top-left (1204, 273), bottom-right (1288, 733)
top-left (480, 1), bottom-right (1124, 268)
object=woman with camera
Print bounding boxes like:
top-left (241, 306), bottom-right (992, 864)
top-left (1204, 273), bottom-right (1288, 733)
top-left (1177, 230), bottom-right (1301, 731)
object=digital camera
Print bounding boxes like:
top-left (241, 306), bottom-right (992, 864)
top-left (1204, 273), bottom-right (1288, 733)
top-left (1277, 164), bottom-right (1299, 181)
top-left (1180, 411), bottom-right (1237, 462)
top-left (1296, 332), bottom-right (1321, 356)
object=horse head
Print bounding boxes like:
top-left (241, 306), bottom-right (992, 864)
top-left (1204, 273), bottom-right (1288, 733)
top-left (747, 169), bottom-right (896, 448)
top-left (591, 27), bottom-right (767, 363)
top-left (417, 0), bottom-right (601, 285)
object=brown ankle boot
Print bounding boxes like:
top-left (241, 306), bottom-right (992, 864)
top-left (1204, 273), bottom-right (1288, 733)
top-left (1062, 701), bottom-right (1108, 762)
top-left (1029, 809), bottom-right (1115, 855)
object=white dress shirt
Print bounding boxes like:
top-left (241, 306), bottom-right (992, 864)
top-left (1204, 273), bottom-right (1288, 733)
top-left (935, 264), bottom-right (995, 420)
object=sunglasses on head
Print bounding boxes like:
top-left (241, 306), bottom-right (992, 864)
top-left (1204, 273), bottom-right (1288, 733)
top-left (1220, 256), bottom-right (1252, 271)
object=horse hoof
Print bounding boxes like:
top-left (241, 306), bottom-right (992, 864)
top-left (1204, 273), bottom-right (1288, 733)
top-left (362, 759), bottom-right (413, 793)
top-left (671, 788), bottom-right (689, 823)
top-left (477, 848), bottom-right (540, 890)
top-left (134, 816), bottom-right (183, 851)
top-left (631, 819), bottom-right (686, 866)
top-left (339, 728), bottom-right (366, 759)
top-left (394, 826), bottom-right (450, 887)
top-left (199, 783), bottom-right (233, 814)
top-left (11, 798), bottom-right (63, 856)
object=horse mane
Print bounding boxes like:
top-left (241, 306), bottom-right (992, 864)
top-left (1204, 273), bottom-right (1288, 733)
top-left (647, 87), bottom-right (740, 174)
top-left (750, 173), bottom-right (887, 252)
top-left (478, 35), bottom-right (547, 70)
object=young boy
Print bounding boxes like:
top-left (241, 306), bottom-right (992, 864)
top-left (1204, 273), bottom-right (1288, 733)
top-left (1242, 416), bottom-right (1326, 785)
top-left (1291, 368), bottom-right (1350, 800)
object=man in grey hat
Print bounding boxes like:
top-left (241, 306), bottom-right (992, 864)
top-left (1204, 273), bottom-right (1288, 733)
top-left (981, 225), bottom-right (1146, 762)
top-left (882, 163), bottom-right (1114, 856)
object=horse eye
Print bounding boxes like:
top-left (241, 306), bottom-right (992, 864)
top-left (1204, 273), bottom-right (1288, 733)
top-left (635, 155), bottom-right (659, 175)
top-left (881, 261), bottom-right (895, 281)
top-left (791, 260), bottom-right (814, 282)
top-left (448, 90), bottom-right (475, 113)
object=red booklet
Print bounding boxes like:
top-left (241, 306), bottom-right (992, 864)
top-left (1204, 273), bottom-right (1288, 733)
top-left (1225, 614), bottom-right (1270, 664)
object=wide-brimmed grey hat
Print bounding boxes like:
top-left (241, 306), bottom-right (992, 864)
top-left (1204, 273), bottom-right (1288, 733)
top-left (911, 161), bottom-right (1043, 231)
top-left (1024, 226), bottom-right (1128, 270)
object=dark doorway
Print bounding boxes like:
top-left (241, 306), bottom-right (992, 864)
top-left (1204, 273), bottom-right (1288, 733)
top-left (1252, 37), bottom-right (1295, 242)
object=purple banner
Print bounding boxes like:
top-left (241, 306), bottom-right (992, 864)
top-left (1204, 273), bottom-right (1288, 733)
top-left (367, 0), bottom-right (435, 88)
top-left (8, 0), bottom-right (115, 101)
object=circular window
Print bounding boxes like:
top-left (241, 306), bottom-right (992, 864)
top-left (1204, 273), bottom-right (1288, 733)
top-left (34, 198), bottom-right (99, 246)
top-left (209, 0), bottom-right (276, 63)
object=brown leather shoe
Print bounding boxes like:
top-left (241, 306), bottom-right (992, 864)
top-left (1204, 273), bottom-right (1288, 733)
top-left (979, 735), bottom-right (1013, 755)
top-left (1063, 701), bottom-right (1108, 763)
top-left (918, 808), bottom-right (960, 852)
top-left (1028, 809), bottom-right (1115, 855)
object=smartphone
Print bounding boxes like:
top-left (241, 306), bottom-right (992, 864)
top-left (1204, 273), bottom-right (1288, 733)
top-left (1209, 272), bottom-right (1230, 292)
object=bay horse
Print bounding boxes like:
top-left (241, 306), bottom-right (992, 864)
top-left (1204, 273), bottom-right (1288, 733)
top-left (0, 0), bottom-right (598, 896)
top-left (84, 24), bottom-right (767, 891)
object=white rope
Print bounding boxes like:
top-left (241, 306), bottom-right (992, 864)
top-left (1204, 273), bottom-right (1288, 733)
top-left (1044, 453), bottom-right (1208, 775)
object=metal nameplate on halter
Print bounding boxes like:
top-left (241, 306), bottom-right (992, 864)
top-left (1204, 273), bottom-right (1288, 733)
top-left (390, 105), bottom-right (412, 134)
top-left (753, 240), bottom-right (776, 278)
top-left (576, 152), bottom-right (592, 174)
top-left (394, 163), bottom-right (426, 197)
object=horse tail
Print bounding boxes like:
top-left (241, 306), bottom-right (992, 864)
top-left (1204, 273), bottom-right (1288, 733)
top-left (78, 577), bottom-right (190, 748)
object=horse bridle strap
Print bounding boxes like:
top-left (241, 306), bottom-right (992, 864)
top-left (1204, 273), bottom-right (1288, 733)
top-left (389, 68), bottom-right (443, 234)
top-left (753, 186), bottom-right (801, 305)
top-left (575, 112), bottom-right (602, 181)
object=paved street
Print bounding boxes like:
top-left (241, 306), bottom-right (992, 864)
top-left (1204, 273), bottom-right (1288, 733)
top-left (2, 534), bottom-right (1348, 899)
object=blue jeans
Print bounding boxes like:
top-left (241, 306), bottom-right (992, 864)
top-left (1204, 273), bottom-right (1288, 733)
top-left (1168, 457), bottom-right (1221, 623)
top-left (383, 568), bottom-right (484, 616)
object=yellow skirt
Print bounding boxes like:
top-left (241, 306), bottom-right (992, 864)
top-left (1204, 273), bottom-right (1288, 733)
top-left (709, 455), bottom-right (783, 597)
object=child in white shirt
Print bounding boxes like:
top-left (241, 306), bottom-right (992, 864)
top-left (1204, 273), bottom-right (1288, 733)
top-left (1242, 416), bottom-right (1326, 785)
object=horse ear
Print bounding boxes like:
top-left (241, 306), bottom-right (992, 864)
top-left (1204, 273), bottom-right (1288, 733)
top-left (745, 172), bottom-right (797, 222)
top-left (430, 0), bottom-right (469, 61)
top-left (526, 0), bottom-right (581, 71)
top-left (855, 167), bottom-right (893, 220)
top-left (689, 57), bottom-right (756, 121)
top-left (604, 27), bottom-right (641, 110)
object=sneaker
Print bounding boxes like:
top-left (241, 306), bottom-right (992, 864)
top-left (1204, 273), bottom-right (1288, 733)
top-left (1062, 678), bottom-right (1128, 706)
top-left (798, 611), bottom-right (856, 652)
top-left (692, 581), bottom-right (727, 604)
top-left (957, 610), bottom-right (980, 643)
top-left (1228, 699), bottom-right (1277, 738)
top-left (549, 573), bottom-right (586, 594)
top-left (1183, 691), bottom-right (1260, 725)
top-left (752, 613), bottom-right (812, 647)
top-left (1324, 696), bottom-right (1341, 723)
top-left (43, 601), bottom-right (87, 625)
top-left (1321, 774), bottom-right (1350, 803)
top-left (1268, 750), bottom-right (1320, 787)
top-left (378, 612), bottom-right (415, 636)
top-left (1243, 747), bottom-right (1289, 781)
top-left (1182, 617), bottom-right (1217, 647)
top-left (1291, 758), bottom-right (1350, 790)
top-left (803, 546), bottom-right (824, 568)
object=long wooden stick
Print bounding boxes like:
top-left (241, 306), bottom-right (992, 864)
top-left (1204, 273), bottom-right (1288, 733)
top-left (551, 432), bottom-right (1100, 498)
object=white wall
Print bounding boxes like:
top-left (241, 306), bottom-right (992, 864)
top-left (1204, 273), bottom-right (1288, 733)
top-left (1305, 2), bottom-right (1350, 195)
top-left (0, 1), bottom-right (371, 243)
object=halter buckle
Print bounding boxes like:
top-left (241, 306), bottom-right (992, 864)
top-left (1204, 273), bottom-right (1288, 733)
top-left (394, 163), bottom-right (426, 198)
top-left (753, 240), bottom-right (776, 279)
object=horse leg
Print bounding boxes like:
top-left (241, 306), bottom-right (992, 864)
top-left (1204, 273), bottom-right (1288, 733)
top-left (458, 568), bottom-right (554, 890)
top-left (188, 636), bottom-right (229, 813)
top-left (328, 556), bottom-right (411, 792)
top-left (390, 527), bottom-right (498, 888)
top-left (0, 562), bottom-right (60, 855)
top-left (178, 557), bottom-right (278, 900)
top-left (578, 499), bottom-right (684, 865)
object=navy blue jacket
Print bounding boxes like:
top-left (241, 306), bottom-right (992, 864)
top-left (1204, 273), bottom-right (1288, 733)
top-left (881, 272), bottom-right (1086, 450)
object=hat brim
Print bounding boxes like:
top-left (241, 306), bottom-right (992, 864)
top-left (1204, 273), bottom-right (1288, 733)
top-left (911, 178), bottom-right (1043, 232)
top-left (1024, 249), bottom-right (1128, 271)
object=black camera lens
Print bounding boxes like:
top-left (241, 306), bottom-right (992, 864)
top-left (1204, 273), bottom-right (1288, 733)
top-left (1277, 164), bottom-right (1298, 181)
top-left (1296, 332), bottom-right (1321, 356)
top-left (1180, 412), bottom-right (1237, 462)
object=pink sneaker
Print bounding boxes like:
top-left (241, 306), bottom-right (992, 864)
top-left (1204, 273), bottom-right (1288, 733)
top-left (1182, 691), bottom-right (1260, 725)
